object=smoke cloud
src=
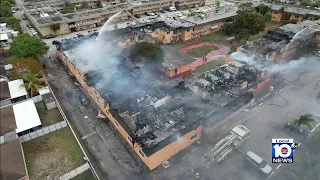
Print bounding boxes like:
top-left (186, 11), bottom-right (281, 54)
top-left (230, 51), bottom-right (320, 78)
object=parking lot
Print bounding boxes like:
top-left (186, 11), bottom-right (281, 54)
top-left (153, 66), bottom-right (320, 180)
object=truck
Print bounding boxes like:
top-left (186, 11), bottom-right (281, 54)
top-left (203, 125), bottom-right (250, 163)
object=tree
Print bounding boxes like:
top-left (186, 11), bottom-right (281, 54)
top-left (11, 34), bottom-right (49, 59)
top-left (0, 0), bottom-right (12, 19)
top-left (264, 12), bottom-right (272, 23)
top-left (222, 11), bottom-right (265, 41)
top-left (9, 58), bottom-right (44, 79)
top-left (256, 5), bottom-right (269, 15)
top-left (5, 17), bottom-right (21, 32)
top-left (21, 72), bottom-right (46, 97)
top-left (129, 42), bottom-right (164, 63)
top-left (63, 1), bottom-right (74, 13)
top-left (294, 113), bottom-right (315, 129)
top-left (301, 0), bottom-right (312, 7)
top-left (49, 23), bottom-right (60, 35)
top-left (216, 1), bottom-right (220, 9)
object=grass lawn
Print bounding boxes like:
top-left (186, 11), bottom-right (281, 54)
top-left (169, 32), bottom-right (230, 50)
top-left (265, 20), bottom-right (279, 28)
top-left (23, 127), bottom-right (86, 180)
top-left (3, 55), bottom-right (19, 64)
top-left (71, 170), bottom-right (95, 180)
top-left (187, 45), bottom-right (218, 58)
top-left (35, 102), bottom-right (63, 126)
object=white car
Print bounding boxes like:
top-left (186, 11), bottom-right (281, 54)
top-left (245, 151), bottom-right (272, 175)
top-left (169, 6), bottom-right (177, 11)
top-left (194, 9), bottom-right (201, 13)
top-left (176, 12), bottom-right (183, 17)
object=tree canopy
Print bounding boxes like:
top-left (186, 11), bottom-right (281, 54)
top-left (0, 0), bottom-right (12, 20)
top-left (11, 34), bottom-right (49, 59)
top-left (294, 113), bottom-right (314, 129)
top-left (129, 42), bottom-right (164, 63)
top-left (49, 23), bottom-right (61, 34)
top-left (9, 58), bottom-right (44, 79)
top-left (5, 17), bottom-right (21, 32)
top-left (21, 73), bottom-right (46, 97)
top-left (222, 11), bottom-right (265, 41)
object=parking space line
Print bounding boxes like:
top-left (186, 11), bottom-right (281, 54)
top-left (311, 128), bottom-right (315, 133)
top-left (276, 164), bottom-right (282, 169)
top-left (298, 143), bottom-right (301, 147)
top-left (268, 172), bottom-right (274, 179)
top-left (316, 123), bottom-right (319, 128)
top-left (191, 147), bottom-right (199, 152)
top-left (82, 131), bottom-right (96, 139)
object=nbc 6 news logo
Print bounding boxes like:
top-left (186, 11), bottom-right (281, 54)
top-left (272, 139), bottom-right (297, 163)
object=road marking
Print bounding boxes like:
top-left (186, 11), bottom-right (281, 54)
top-left (178, 164), bottom-right (185, 172)
top-left (82, 131), bottom-right (96, 139)
top-left (311, 128), bottom-right (315, 133)
top-left (276, 164), bottom-right (282, 169)
top-left (268, 172), bottom-right (274, 179)
top-left (91, 145), bottom-right (96, 150)
top-left (316, 123), bottom-right (319, 128)
top-left (100, 162), bottom-right (105, 167)
top-left (191, 147), bottom-right (199, 152)
top-left (298, 143), bottom-right (301, 147)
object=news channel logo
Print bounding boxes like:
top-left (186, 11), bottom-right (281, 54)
top-left (272, 139), bottom-right (298, 163)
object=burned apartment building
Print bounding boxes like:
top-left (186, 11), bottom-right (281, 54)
top-left (238, 20), bottom-right (320, 62)
top-left (55, 38), bottom-right (204, 170)
top-left (54, 28), bottom-right (270, 169)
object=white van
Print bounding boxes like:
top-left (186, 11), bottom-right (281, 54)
top-left (245, 151), bottom-right (272, 174)
top-left (169, 7), bottom-right (177, 11)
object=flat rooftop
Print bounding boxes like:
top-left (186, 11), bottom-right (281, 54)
top-left (12, 99), bottom-right (41, 133)
top-left (161, 45), bottom-right (195, 70)
top-left (8, 79), bottom-right (28, 99)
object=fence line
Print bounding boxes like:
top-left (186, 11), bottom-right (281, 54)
top-left (44, 79), bottom-right (101, 180)
top-left (59, 162), bottom-right (90, 180)
top-left (20, 121), bottom-right (67, 143)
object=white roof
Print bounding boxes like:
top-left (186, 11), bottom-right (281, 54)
top-left (0, 33), bottom-right (9, 41)
top-left (8, 79), bottom-right (28, 99)
top-left (13, 99), bottom-right (42, 133)
top-left (39, 86), bottom-right (50, 95)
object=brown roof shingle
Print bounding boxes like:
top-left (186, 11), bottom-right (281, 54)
top-left (0, 106), bottom-right (16, 136)
top-left (0, 138), bottom-right (28, 180)
top-left (0, 82), bottom-right (10, 100)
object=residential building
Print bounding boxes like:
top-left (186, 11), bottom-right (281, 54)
top-left (54, 29), bottom-right (272, 169)
top-left (0, 103), bottom-right (29, 180)
top-left (22, 0), bottom-right (207, 36)
top-left (237, 20), bottom-right (320, 62)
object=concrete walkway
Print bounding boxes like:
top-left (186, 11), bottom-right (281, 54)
top-left (59, 162), bottom-right (90, 180)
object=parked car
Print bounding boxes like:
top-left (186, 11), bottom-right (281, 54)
top-left (145, 12), bottom-right (155, 16)
top-left (176, 12), bottom-right (183, 17)
top-left (22, 14), bottom-right (27, 20)
top-left (43, 34), bottom-right (56, 39)
top-left (284, 121), bottom-right (311, 138)
top-left (194, 9), bottom-right (201, 13)
top-left (78, 91), bottom-right (89, 106)
top-left (168, 6), bottom-right (177, 11)
top-left (245, 151), bottom-right (272, 175)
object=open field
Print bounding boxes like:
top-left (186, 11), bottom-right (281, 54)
top-left (23, 127), bottom-right (85, 180)
top-left (71, 170), bottom-right (96, 180)
top-left (35, 102), bottom-right (63, 126)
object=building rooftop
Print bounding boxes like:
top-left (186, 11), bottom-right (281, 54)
top-left (161, 46), bottom-right (195, 70)
top-left (255, 2), bottom-right (320, 16)
top-left (0, 106), bottom-right (16, 136)
top-left (183, 8), bottom-right (237, 25)
top-left (0, 138), bottom-right (28, 180)
top-left (8, 79), bottom-right (28, 99)
top-left (0, 82), bottom-right (10, 100)
top-left (12, 99), bottom-right (42, 133)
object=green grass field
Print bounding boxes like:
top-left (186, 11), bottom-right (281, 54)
top-left (35, 102), bottom-right (63, 126)
top-left (23, 128), bottom-right (85, 180)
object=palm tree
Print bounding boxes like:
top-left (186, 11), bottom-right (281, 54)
top-left (21, 73), bottom-right (46, 97)
top-left (294, 113), bottom-right (315, 129)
